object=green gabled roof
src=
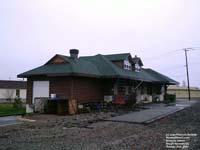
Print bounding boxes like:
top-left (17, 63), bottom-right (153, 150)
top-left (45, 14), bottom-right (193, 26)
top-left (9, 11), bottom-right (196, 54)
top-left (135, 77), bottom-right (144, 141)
top-left (81, 54), bottom-right (120, 76)
top-left (103, 53), bottom-right (131, 61)
top-left (81, 55), bottom-right (154, 81)
top-left (18, 53), bottom-right (178, 85)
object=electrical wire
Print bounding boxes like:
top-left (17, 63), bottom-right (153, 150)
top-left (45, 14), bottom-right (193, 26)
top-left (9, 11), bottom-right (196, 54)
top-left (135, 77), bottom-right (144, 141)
top-left (143, 49), bottom-right (182, 61)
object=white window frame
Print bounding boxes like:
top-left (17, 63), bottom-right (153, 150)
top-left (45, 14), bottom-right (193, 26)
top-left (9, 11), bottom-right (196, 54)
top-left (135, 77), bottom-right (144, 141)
top-left (135, 63), bottom-right (140, 72)
top-left (124, 60), bottom-right (132, 70)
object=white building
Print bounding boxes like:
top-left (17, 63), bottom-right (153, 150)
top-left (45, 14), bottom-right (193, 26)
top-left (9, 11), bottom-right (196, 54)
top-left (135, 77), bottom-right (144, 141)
top-left (0, 80), bottom-right (27, 102)
top-left (167, 85), bottom-right (200, 99)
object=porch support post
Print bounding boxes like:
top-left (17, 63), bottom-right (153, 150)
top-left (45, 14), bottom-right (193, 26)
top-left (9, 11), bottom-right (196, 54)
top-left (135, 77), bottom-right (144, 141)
top-left (164, 85), bottom-right (168, 101)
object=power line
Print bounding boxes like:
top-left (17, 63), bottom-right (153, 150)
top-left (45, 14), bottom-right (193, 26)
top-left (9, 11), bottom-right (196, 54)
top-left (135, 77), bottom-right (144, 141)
top-left (185, 47), bottom-right (200, 50)
top-left (143, 47), bottom-right (199, 96)
top-left (155, 65), bottom-right (184, 72)
top-left (143, 47), bottom-right (200, 61)
top-left (169, 74), bottom-right (187, 78)
top-left (143, 49), bottom-right (182, 61)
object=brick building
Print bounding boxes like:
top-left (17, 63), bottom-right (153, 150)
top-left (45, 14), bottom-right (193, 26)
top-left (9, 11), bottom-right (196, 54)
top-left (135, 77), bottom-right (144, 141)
top-left (18, 49), bottom-right (177, 114)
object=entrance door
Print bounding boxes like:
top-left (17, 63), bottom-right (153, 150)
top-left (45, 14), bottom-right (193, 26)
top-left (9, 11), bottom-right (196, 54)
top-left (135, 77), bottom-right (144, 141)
top-left (32, 81), bottom-right (49, 104)
top-left (115, 86), bottom-right (126, 104)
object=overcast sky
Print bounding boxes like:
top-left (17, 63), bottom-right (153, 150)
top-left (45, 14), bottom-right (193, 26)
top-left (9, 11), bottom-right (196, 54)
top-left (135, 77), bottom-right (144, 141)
top-left (0, 0), bottom-right (199, 87)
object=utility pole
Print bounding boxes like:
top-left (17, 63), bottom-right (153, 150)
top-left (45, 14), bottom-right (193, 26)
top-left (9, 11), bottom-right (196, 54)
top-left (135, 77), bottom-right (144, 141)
top-left (184, 49), bottom-right (191, 101)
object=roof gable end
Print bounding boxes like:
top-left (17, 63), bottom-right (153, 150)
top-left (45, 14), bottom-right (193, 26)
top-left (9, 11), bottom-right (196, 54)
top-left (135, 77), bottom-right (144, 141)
top-left (45, 54), bottom-right (70, 65)
top-left (132, 56), bottom-right (143, 66)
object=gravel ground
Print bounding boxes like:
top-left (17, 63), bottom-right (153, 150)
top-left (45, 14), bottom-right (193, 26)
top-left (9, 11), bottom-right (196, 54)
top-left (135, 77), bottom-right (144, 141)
top-left (0, 102), bottom-right (200, 150)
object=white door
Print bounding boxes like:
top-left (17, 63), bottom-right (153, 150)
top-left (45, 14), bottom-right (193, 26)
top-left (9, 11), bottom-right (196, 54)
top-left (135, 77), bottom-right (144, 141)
top-left (32, 81), bottom-right (49, 104)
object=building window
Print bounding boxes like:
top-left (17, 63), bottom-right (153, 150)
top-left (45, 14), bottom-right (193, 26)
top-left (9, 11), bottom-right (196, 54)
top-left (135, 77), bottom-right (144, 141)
top-left (16, 89), bottom-right (20, 97)
top-left (124, 60), bottom-right (132, 70)
top-left (135, 63), bottom-right (140, 72)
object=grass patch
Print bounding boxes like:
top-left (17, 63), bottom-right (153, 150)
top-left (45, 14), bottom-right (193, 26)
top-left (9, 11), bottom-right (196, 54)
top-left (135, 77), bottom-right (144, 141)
top-left (0, 104), bottom-right (26, 116)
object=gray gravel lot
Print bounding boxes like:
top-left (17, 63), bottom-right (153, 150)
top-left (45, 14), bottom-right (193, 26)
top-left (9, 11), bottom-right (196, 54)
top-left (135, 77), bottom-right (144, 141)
top-left (0, 102), bottom-right (200, 150)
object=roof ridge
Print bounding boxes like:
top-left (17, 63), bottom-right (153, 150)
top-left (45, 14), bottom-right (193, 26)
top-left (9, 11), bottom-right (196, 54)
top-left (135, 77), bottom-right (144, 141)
top-left (103, 53), bottom-right (130, 56)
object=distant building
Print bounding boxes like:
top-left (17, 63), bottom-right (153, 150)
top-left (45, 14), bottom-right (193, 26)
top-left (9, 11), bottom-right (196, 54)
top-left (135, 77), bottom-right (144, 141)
top-left (0, 80), bottom-right (27, 102)
top-left (167, 85), bottom-right (200, 99)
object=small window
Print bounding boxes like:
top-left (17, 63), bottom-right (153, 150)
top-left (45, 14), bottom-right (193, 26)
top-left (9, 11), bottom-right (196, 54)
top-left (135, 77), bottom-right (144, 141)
top-left (16, 89), bottom-right (20, 97)
top-left (135, 63), bottom-right (140, 72)
top-left (124, 60), bottom-right (132, 70)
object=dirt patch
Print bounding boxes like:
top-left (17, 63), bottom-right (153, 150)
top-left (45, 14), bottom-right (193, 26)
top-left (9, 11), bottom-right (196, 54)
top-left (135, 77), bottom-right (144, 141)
top-left (24, 114), bottom-right (62, 121)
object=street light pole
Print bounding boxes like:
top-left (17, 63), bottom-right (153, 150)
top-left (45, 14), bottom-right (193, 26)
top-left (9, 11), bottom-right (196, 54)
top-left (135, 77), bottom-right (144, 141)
top-left (184, 49), bottom-right (191, 101)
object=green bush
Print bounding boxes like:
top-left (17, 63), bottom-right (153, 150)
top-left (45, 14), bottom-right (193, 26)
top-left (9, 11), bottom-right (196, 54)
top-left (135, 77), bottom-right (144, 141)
top-left (13, 97), bottom-right (23, 108)
top-left (166, 94), bottom-right (176, 102)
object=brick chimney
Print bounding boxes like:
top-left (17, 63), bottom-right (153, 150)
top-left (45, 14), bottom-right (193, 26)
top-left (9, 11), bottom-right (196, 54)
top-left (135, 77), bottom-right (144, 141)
top-left (69, 49), bottom-right (79, 60)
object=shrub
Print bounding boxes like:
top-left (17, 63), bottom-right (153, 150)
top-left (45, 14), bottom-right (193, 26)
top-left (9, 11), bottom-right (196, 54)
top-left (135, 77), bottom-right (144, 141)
top-left (166, 94), bottom-right (176, 102)
top-left (13, 97), bottom-right (23, 108)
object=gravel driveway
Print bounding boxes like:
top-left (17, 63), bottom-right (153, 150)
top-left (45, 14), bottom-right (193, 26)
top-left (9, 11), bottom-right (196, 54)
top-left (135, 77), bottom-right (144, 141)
top-left (0, 102), bottom-right (199, 150)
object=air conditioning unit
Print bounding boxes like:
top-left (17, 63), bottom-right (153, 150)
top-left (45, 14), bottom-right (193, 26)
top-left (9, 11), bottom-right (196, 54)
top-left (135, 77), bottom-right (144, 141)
top-left (26, 104), bottom-right (34, 113)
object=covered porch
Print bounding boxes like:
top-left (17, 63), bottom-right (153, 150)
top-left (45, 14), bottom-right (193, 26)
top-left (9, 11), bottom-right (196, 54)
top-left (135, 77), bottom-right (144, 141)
top-left (103, 78), bottom-right (167, 105)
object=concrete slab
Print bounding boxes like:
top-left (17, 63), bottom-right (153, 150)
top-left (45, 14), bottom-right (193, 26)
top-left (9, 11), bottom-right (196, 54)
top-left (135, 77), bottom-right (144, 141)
top-left (106, 100), bottom-right (197, 124)
top-left (0, 116), bottom-right (22, 127)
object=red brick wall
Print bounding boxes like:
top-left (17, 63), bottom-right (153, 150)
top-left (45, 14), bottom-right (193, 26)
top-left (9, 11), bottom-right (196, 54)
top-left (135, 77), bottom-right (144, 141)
top-left (73, 78), bottom-right (103, 103)
top-left (27, 76), bottom-right (105, 104)
top-left (50, 78), bottom-right (72, 99)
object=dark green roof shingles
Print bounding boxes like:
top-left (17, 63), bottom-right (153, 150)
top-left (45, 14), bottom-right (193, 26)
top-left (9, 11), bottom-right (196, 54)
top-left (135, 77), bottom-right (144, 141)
top-left (144, 69), bottom-right (178, 84)
top-left (103, 53), bottom-right (130, 61)
top-left (18, 53), bottom-right (177, 85)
